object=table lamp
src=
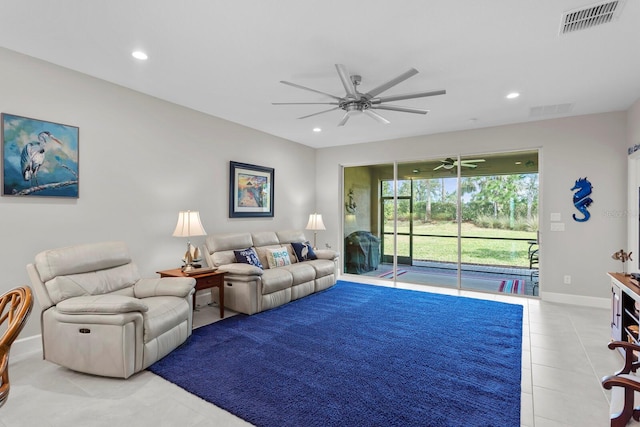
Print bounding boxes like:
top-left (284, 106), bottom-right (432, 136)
top-left (172, 210), bottom-right (207, 271)
top-left (305, 213), bottom-right (326, 249)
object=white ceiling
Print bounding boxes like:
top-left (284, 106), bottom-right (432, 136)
top-left (0, 0), bottom-right (638, 149)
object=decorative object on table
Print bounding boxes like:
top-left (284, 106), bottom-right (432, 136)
top-left (2, 113), bottom-right (79, 197)
top-left (172, 210), bottom-right (207, 272)
top-left (305, 213), bottom-right (326, 249)
top-left (229, 161), bottom-right (274, 218)
top-left (570, 177), bottom-right (593, 222)
top-left (612, 249), bottom-right (633, 275)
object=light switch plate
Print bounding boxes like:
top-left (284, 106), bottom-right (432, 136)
top-left (550, 222), bottom-right (565, 231)
top-left (550, 213), bottom-right (561, 221)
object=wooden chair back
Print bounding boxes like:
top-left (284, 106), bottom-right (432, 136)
top-left (0, 287), bottom-right (34, 408)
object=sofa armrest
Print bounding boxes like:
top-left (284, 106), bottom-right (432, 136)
top-left (314, 249), bottom-right (339, 261)
top-left (218, 263), bottom-right (263, 276)
top-left (56, 294), bottom-right (148, 314)
top-left (134, 277), bottom-right (195, 298)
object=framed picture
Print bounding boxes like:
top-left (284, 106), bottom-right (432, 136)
top-left (2, 113), bottom-right (79, 197)
top-left (229, 161), bottom-right (274, 218)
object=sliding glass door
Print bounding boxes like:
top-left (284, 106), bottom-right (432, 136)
top-left (342, 150), bottom-right (539, 296)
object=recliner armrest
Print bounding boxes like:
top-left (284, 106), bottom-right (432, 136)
top-left (56, 294), bottom-right (148, 314)
top-left (218, 263), bottom-right (263, 276)
top-left (134, 277), bottom-right (195, 299)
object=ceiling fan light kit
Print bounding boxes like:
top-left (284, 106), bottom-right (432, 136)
top-left (273, 64), bottom-right (446, 126)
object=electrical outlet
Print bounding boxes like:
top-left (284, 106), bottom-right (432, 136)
top-left (564, 275), bottom-right (571, 284)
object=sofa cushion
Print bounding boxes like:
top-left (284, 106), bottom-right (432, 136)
top-left (307, 259), bottom-right (336, 277)
top-left (281, 263), bottom-right (316, 284)
top-left (276, 230), bottom-right (307, 244)
top-left (261, 268), bottom-right (293, 294)
top-left (251, 231), bottom-right (280, 247)
top-left (291, 241), bottom-right (317, 262)
top-left (212, 250), bottom-right (236, 267)
top-left (266, 247), bottom-right (292, 269)
top-left (206, 232), bottom-right (253, 253)
top-left (234, 248), bottom-right (263, 269)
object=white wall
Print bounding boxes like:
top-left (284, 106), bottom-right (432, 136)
top-left (316, 112), bottom-right (629, 304)
top-left (626, 98), bottom-right (640, 273)
top-left (0, 47), bottom-right (317, 339)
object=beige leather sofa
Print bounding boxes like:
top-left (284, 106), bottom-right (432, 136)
top-left (27, 241), bottom-right (196, 378)
top-left (204, 230), bottom-right (339, 315)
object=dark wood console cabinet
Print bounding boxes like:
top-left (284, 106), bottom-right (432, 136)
top-left (609, 273), bottom-right (640, 354)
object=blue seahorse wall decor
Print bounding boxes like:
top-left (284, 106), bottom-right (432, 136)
top-left (571, 177), bottom-right (593, 222)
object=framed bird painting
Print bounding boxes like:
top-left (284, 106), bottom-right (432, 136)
top-left (1, 113), bottom-right (79, 197)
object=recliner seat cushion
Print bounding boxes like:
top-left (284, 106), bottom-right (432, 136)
top-left (307, 259), bottom-right (336, 277)
top-left (260, 269), bottom-right (293, 294)
top-left (281, 263), bottom-right (316, 284)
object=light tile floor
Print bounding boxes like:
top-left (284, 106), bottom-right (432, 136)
top-left (0, 280), bottom-right (630, 426)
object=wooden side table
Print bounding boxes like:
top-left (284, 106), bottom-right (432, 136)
top-left (157, 268), bottom-right (225, 318)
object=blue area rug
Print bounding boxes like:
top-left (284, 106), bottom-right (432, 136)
top-left (148, 281), bottom-right (523, 427)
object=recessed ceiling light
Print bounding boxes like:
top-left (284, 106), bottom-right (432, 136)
top-left (515, 161), bottom-right (522, 165)
top-left (506, 92), bottom-right (520, 99)
top-left (131, 50), bottom-right (148, 60)
top-left (313, 127), bottom-right (322, 133)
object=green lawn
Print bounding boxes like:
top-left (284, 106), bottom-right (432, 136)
top-left (382, 221), bottom-right (537, 267)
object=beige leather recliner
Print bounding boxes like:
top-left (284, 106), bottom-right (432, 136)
top-left (27, 241), bottom-right (196, 379)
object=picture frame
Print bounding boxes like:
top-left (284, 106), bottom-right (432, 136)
top-left (229, 161), bottom-right (274, 218)
top-left (2, 113), bottom-right (79, 198)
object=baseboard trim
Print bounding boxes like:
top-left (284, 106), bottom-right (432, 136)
top-left (10, 334), bottom-right (42, 363)
top-left (541, 291), bottom-right (609, 308)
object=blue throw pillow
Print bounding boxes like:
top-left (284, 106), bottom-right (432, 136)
top-left (291, 241), bottom-right (317, 262)
top-left (234, 247), bottom-right (263, 269)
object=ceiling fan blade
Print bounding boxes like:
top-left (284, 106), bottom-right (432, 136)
top-left (376, 89), bottom-right (446, 103)
top-left (365, 68), bottom-right (419, 99)
top-left (297, 107), bottom-right (340, 120)
top-left (363, 110), bottom-right (390, 124)
top-left (335, 64), bottom-right (358, 99)
top-left (433, 164), bottom-right (445, 171)
top-left (280, 81), bottom-right (343, 101)
top-left (460, 159), bottom-right (486, 163)
top-left (273, 102), bottom-right (339, 105)
top-left (337, 112), bottom-right (351, 127)
top-left (462, 164), bottom-right (478, 168)
top-left (371, 104), bottom-right (429, 115)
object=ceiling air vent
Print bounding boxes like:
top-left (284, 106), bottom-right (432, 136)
top-left (529, 103), bottom-right (574, 118)
top-left (560, 1), bottom-right (622, 34)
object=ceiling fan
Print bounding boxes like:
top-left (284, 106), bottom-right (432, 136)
top-left (434, 158), bottom-right (485, 170)
top-left (272, 64), bottom-right (446, 126)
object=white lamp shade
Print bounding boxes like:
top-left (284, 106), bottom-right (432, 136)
top-left (305, 213), bottom-right (326, 231)
top-left (172, 210), bottom-right (207, 237)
